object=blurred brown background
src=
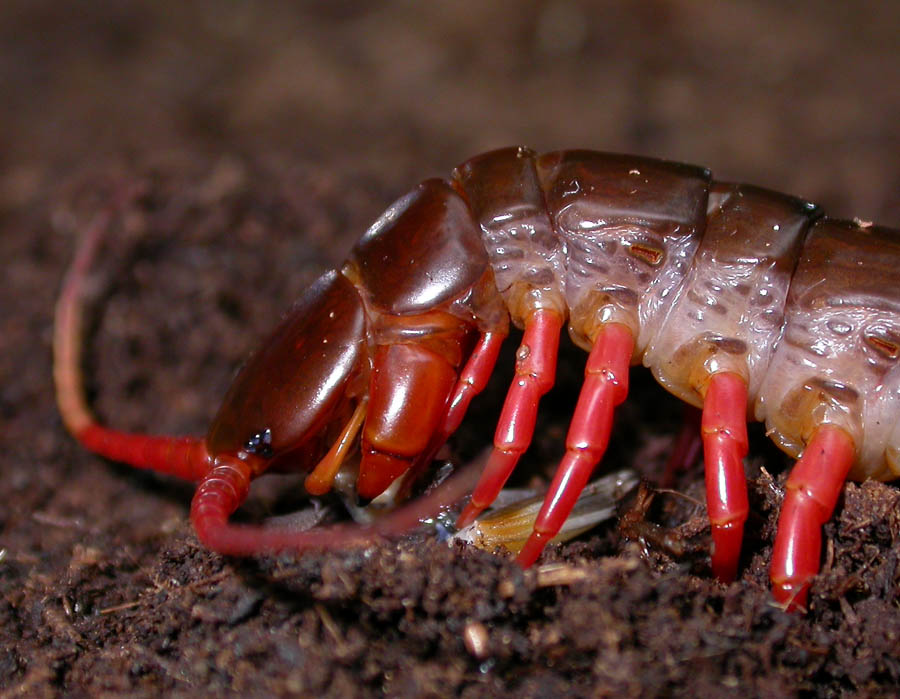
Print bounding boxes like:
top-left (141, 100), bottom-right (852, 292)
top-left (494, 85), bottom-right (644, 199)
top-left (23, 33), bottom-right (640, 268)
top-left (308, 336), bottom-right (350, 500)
top-left (2, 0), bottom-right (898, 223)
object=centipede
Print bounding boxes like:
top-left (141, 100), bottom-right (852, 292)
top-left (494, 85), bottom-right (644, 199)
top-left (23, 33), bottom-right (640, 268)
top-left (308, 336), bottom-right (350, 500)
top-left (54, 147), bottom-right (900, 611)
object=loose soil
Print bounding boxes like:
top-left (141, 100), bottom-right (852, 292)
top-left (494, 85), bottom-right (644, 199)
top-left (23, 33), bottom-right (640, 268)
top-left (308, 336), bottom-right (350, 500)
top-left (2, 3), bottom-right (899, 697)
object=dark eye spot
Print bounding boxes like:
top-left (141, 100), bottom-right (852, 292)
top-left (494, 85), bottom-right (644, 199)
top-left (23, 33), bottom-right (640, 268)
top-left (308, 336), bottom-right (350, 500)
top-left (245, 428), bottom-right (273, 458)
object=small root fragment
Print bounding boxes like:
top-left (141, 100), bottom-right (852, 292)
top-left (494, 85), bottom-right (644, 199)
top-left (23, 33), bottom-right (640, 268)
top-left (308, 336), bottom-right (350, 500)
top-left (463, 621), bottom-right (490, 659)
top-left (535, 563), bottom-right (591, 587)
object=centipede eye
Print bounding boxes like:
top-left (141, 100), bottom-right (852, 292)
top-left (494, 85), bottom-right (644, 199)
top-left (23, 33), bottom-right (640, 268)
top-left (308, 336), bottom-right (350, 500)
top-left (245, 428), bottom-right (274, 458)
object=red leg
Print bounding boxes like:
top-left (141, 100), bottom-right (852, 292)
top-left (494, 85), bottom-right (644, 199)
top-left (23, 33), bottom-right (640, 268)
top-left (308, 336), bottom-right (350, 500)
top-left (305, 398), bottom-right (368, 496)
top-left (516, 323), bottom-right (634, 566)
top-left (660, 405), bottom-right (702, 487)
top-left (440, 330), bottom-right (507, 439)
top-left (770, 425), bottom-right (855, 611)
top-left (700, 372), bottom-right (750, 583)
top-left (456, 310), bottom-right (563, 528)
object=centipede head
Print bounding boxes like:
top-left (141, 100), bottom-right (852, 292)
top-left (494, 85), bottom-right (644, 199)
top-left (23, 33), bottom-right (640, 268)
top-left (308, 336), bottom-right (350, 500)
top-left (204, 270), bottom-right (370, 485)
top-left (204, 177), bottom-right (506, 510)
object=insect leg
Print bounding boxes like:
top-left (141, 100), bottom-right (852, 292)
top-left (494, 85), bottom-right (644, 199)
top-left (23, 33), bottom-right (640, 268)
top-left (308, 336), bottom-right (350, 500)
top-left (516, 322), bottom-right (634, 566)
top-left (439, 330), bottom-right (507, 439)
top-left (701, 371), bottom-right (750, 582)
top-left (660, 406), bottom-right (702, 487)
top-left (456, 310), bottom-right (563, 527)
top-left (770, 425), bottom-right (855, 611)
top-left (304, 398), bottom-right (369, 496)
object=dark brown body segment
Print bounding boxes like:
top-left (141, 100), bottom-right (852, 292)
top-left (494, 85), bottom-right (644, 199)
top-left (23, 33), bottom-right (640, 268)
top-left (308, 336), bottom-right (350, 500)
top-left (703, 183), bottom-right (820, 275)
top-left (453, 147), bottom-right (564, 324)
top-left (206, 271), bottom-right (366, 462)
top-left (790, 220), bottom-right (900, 314)
top-left (536, 150), bottom-right (711, 228)
top-left (350, 178), bottom-right (488, 314)
top-left (645, 183), bottom-right (820, 407)
top-left (535, 150), bottom-right (711, 350)
top-left (759, 219), bottom-right (900, 477)
top-left (346, 178), bottom-right (505, 499)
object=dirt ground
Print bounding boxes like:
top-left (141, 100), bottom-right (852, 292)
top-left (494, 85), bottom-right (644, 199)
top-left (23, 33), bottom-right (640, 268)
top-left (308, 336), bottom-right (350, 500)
top-left (2, 2), bottom-right (900, 697)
